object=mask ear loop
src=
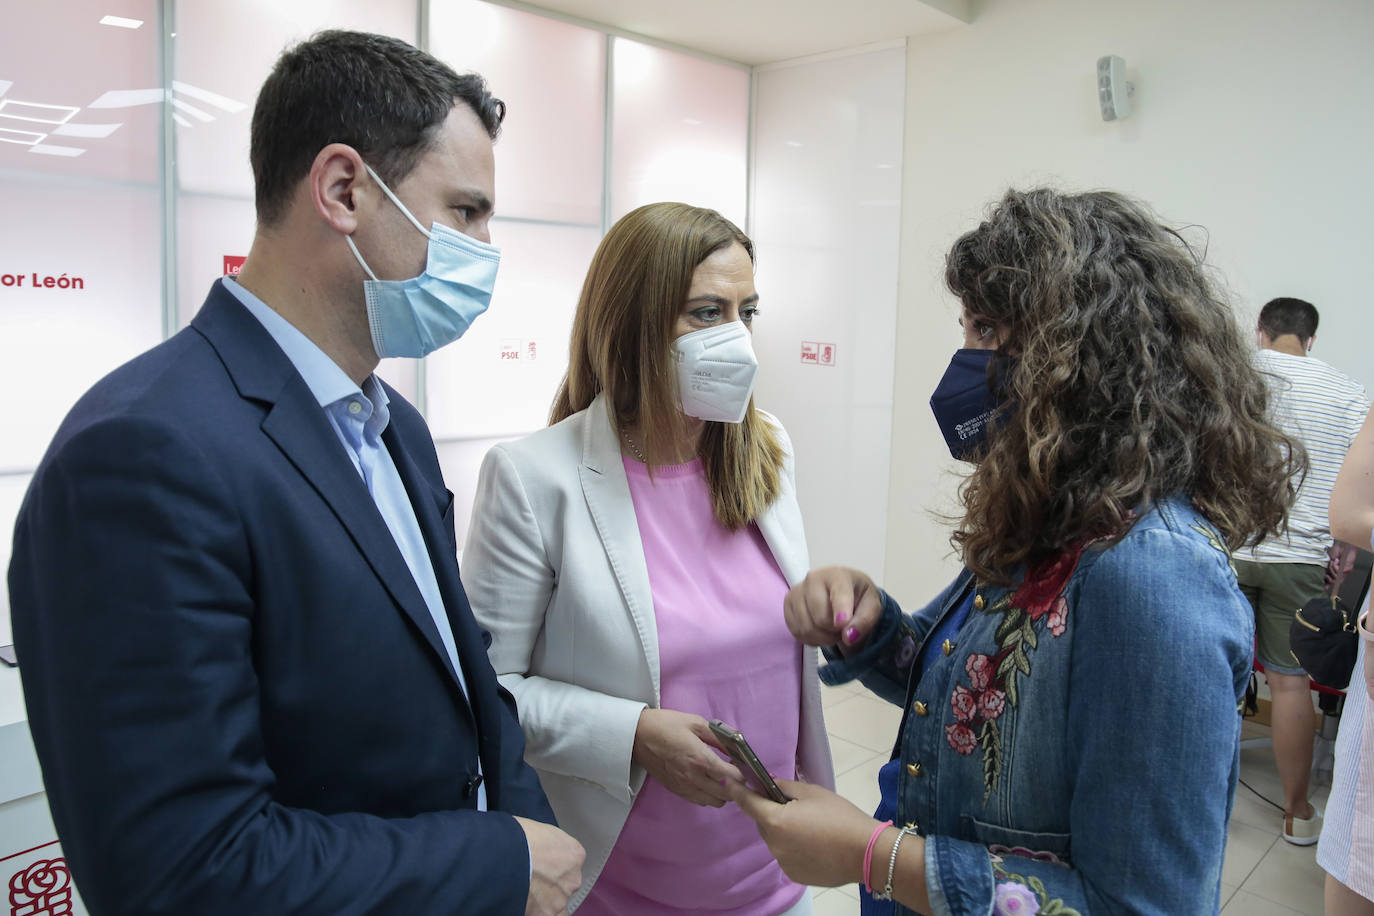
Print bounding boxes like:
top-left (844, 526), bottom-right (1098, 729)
top-left (345, 235), bottom-right (381, 281)
top-left (345, 163), bottom-right (433, 282)
top-left (364, 164), bottom-right (432, 239)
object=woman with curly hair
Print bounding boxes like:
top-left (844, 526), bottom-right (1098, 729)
top-left (731, 187), bottom-right (1300, 915)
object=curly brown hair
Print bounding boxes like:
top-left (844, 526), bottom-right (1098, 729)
top-left (945, 188), bottom-right (1301, 585)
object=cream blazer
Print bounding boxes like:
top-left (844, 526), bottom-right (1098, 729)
top-left (461, 394), bottom-right (834, 907)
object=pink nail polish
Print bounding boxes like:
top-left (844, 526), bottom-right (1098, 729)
top-left (835, 611), bottom-right (850, 626)
top-left (845, 626), bottom-right (860, 644)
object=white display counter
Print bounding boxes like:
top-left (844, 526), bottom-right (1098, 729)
top-left (0, 666), bottom-right (87, 915)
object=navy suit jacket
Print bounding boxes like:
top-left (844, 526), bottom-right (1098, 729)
top-left (8, 282), bottom-right (556, 914)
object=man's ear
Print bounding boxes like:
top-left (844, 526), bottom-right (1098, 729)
top-left (309, 144), bottom-right (368, 235)
top-left (1306, 334), bottom-right (1316, 353)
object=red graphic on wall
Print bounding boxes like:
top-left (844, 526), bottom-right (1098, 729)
top-left (499, 339), bottom-right (539, 362)
top-left (8, 856), bottom-right (72, 916)
top-left (800, 341), bottom-right (837, 367)
top-left (223, 255), bottom-right (246, 277)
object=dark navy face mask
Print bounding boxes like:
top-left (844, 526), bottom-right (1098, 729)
top-left (929, 348), bottom-right (1012, 461)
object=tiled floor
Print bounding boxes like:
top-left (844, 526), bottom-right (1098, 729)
top-left (809, 682), bottom-right (1332, 915)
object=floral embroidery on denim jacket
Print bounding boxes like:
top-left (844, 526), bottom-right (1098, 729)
top-left (1190, 521), bottom-right (1237, 576)
top-left (947, 541), bottom-right (1092, 801)
top-left (991, 856), bottom-right (1083, 916)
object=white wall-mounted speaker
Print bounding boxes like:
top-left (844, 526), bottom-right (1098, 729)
top-left (1097, 55), bottom-right (1134, 121)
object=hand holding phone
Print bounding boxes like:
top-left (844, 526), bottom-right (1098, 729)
top-left (633, 709), bottom-right (742, 807)
top-left (709, 719), bottom-right (790, 804)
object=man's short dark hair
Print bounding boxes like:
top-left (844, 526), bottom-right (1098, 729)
top-left (1257, 297), bottom-right (1320, 343)
top-left (250, 30), bottom-right (505, 226)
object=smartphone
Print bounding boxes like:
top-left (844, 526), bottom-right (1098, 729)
top-left (709, 719), bottom-right (790, 804)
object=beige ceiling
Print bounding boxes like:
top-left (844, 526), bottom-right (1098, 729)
top-left (502, 0), bottom-right (973, 65)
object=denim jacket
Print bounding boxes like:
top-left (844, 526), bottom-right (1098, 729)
top-left (822, 497), bottom-right (1253, 915)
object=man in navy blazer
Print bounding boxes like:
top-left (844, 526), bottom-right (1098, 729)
top-left (8, 31), bottom-right (583, 915)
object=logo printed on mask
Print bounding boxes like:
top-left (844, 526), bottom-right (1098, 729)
top-left (955, 409), bottom-right (998, 440)
top-left (673, 321), bottom-right (759, 423)
top-left (345, 164), bottom-right (500, 359)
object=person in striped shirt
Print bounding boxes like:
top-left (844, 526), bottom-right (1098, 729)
top-left (1234, 296), bottom-right (1372, 846)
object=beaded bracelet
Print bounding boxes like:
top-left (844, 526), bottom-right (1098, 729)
top-left (873, 825), bottom-right (919, 902)
top-left (862, 820), bottom-right (893, 892)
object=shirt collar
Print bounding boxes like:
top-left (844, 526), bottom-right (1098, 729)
top-left (222, 276), bottom-right (366, 411)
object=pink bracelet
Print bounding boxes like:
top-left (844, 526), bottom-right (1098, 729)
top-left (863, 820), bottom-right (893, 892)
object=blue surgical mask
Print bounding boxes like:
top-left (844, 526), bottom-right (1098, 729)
top-left (929, 348), bottom-right (1012, 461)
top-left (345, 164), bottom-right (500, 359)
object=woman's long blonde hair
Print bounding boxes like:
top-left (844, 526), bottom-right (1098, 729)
top-left (551, 202), bottom-right (784, 530)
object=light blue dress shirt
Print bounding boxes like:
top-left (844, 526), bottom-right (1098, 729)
top-left (223, 277), bottom-right (485, 810)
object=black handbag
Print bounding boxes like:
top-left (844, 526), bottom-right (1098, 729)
top-left (1289, 593), bottom-right (1359, 689)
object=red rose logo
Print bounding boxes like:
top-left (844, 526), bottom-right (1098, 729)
top-left (945, 722), bottom-right (978, 755)
top-left (966, 653), bottom-right (994, 692)
top-left (951, 685), bottom-right (978, 723)
top-left (9, 857), bottom-right (72, 916)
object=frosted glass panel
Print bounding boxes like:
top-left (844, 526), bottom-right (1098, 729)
top-left (0, 474), bottom-right (33, 647)
top-left (1, 2), bottom-right (166, 474)
top-left (750, 47), bottom-right (905, 579)
top-left (1, 181), bottom-right (164, 472)
top-left (425, 221), bottom-right (601, 440)
top-left (175, 194), bottom-right (255, 326)
top-left (610, 39), bottom-right (748, 226)
top-left (430, 0), bottom-right (605, 225)
top-left (173, 0), bottom-right (417, 199)
top-left (0, 0), bottom-right (162, 184)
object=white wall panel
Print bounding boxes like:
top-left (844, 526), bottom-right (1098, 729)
top-left (751, 46), bottom-right (906, 580)
top-left (610, 38), bottom-right (748, 226)
top-left (431, 0), bottom-right (605, 225)
top-left (886, 0), bottom-right (1374, 602)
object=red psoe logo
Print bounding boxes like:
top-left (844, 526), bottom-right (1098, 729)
top-left (801, 341), bottom-right (837, 367)
top-left (9, 858), bottom-right (72, 916)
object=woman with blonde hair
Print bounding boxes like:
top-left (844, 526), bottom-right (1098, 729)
top-left (462, 201), bottom-right (833, 914)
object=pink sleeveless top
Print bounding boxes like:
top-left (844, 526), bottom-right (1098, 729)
top-left (578, 457), bottom-right (804, 916)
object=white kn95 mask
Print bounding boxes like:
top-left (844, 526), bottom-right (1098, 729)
top-left (672, 321), bottom-right (759, 423)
